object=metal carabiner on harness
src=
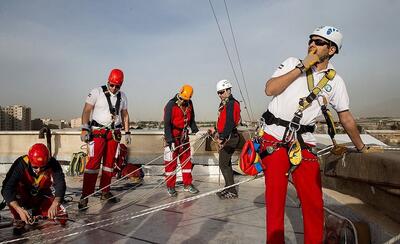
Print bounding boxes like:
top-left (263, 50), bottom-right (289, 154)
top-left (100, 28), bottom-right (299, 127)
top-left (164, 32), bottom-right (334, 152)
top-left (256, 117), bottom-right (266, 137)
top-left (30, 187), bottom-right (39, 197)
top-left (285, 110), bottom-right (302, 143)
top-left (289, 111), bottom-right (302, 132)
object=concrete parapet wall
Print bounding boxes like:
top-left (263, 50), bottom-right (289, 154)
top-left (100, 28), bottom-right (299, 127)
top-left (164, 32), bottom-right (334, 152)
top-left (321, 150), bottom-right (400, 224)
top-left (0, 130), bottom-right (210, 164)
top-left (323, 151), bottom-right (400, 188)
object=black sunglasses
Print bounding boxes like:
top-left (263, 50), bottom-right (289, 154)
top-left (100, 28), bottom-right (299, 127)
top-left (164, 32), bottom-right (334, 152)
top-left (109, 84), bottom-right (121, 89)
top-left (217, 90), bottom-right (225, 95)
top-left (308, 38), bottom-right (330, 47)
top-left (32, 166), bottom-right (46, 170)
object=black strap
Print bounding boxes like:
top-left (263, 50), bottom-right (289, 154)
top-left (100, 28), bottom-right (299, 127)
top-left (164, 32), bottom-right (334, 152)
top-left (262, 110), bottom-right (315, 134)
top-left (101, 85), bottom-right (121, 116)
top-left (321, 105), bottom-right (335, 139)
top-left (306, 71), bottom-right (337, 141)
top-left (90, 120), bottom-right (122, 129)
top-left (259, 150), bottom-right (271, 160)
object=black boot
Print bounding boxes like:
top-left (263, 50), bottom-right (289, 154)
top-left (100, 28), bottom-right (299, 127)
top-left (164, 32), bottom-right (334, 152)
top-left (101, 192), bottom-right (120, 203)
top-left (78, 197), bottom-right (89, 211)
top-left (12, 220), bottom-right (26, 236)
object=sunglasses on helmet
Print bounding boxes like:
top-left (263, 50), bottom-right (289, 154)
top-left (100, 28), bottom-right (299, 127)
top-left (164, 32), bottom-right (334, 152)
top-left (308, 38), bottom-right (330, 47)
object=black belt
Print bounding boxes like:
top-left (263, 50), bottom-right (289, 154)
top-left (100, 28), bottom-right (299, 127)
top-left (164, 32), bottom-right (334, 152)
top-left (262, 110), bottom-right (315, 134)
top-left (90, 120), bottom-right (122, 129)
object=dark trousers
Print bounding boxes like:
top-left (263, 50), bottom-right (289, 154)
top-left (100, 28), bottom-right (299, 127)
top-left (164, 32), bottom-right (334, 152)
top-left (218, 134), bottom-right (240, 191)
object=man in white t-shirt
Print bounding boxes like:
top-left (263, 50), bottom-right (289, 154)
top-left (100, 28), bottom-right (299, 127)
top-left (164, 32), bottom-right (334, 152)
top-left (261, 26), bottom-right (368, 243)
top-left (78, 68), bottom-right (131, 210)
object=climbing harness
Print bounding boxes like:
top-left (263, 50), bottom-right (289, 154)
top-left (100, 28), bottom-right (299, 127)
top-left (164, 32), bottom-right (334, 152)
top-left (83, 85), bottom-right (123, 147)
top-left (306, 69), bottom-right (347, 156)
top-left (101, 85), bottom-right (121, 130)
top-left (21, 156), bottom-right (51, 197)
top-left (239, 119), bottom-right (274, 176)
top-left (259, 69), bottom-right (336, 176)
top-left (285, 69), bottom-right (336, 175)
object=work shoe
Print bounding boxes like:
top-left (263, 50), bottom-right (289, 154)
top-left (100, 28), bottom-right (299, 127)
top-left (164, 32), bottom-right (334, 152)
top-left (12, 220), bottom-right (26, 236)
top-left (101, 191), bottom-right (120, 203)
top-left (183, 184), bottom-right (199, 194)
top-left (216, 189), bottom-right (238, 199)
top-left (129, 177), bottom-right (143, 186)
top-left (167, 187), bottom-right (178, 197)
top-left (78, 197), bottom-right (89, 211)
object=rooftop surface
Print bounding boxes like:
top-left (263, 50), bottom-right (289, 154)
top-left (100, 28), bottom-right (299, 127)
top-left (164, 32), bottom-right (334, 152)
top-left (1, 131), bottom-right (400, 243)
top-left (0, 173), bottom-right (352, 244)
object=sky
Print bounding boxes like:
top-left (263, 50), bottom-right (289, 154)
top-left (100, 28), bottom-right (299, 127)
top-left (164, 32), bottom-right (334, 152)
top-left (0, 0), bottom-right (399, 121)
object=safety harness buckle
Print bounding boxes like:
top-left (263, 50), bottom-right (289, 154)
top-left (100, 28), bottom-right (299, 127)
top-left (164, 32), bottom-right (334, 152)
top-left (288, 111), bottom-right (302, 132)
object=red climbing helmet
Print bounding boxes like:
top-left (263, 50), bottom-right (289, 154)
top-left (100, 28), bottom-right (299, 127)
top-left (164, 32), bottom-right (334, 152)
top-left (28, 143), bottom-right (50, 168)
top-left (108, 69), bottom-right (124, 86)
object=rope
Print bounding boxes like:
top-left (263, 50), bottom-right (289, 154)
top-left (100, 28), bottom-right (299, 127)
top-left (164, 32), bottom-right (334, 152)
top-left (86, 135), bottom-right (207, 214)
top-left (323, 206), bottom-right (359, 244)
top-left (45, 176), bottom-right (258, 243)
top-left (68, 134), bottom-right (209, 213)
top-left (1, 174), bottom-right (258, 244)
top-left (208, 0), bottom-right (253, 123)
top-left (223, 0), bottom-right (255, 122)
top-left (316, 144), bottom-right (400, 157)
top-left (66, 133), bottom-right (208, 210)
top-left (383, 233), bottom-right (400, 244)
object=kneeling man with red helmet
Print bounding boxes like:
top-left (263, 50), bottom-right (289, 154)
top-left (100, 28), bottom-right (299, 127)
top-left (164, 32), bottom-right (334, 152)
top-left (1, 143), bottom-right (67, 235)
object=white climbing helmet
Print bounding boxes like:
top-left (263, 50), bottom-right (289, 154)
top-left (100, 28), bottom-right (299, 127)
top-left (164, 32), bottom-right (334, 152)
top-left (216, 79), bottom-right (233, 92)
top-left (310, 26), bottom-right (343, 53)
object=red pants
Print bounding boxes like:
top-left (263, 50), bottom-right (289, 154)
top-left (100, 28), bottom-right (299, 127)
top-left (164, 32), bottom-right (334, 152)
top-left (82, 129), bottom-right (119, 197)
top-left (164, 140), bottom-right (193, 188)
top-left (261, 133), bottom-right (323, 244)
top-left (9, 187), bottom-right (67, 224)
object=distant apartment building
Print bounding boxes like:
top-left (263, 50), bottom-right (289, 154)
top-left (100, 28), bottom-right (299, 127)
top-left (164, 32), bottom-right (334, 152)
top-left (31, 118), bottom-right (45, 130)
top-left (38, 118), bottom-right (70, 129)
top-left (0, 105), bottom-right (31, 131)
top-left (70, 117), bottom-right (82, 128)
top-left (31, 118), bottom-right (70, 130)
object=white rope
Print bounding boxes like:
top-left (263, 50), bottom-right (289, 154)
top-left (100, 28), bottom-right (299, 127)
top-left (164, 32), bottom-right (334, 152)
top-left (323, 206), bottom-right (358, 244)
top-left (223, 0), bottom-right (255, 122)
top-left (383, 233), bottom-right (400, 244)
top-left (381, 147), bottom-right (400, 151)
top-left (69, 134), bottom-right (208, 212)
top-left (316, 145), bottom-right (334, 157)
top-left (208, 0), bottom-right (253, 123)
top-left (66, 133), bottom-right (208, 210)
top-left (1, 176), bottom-right (258, 244)
top-left (44, 176), bottom-right (258, 243)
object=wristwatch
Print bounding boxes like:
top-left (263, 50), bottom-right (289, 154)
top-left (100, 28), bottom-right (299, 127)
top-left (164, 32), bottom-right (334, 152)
top-left (296, 61), bottom-right (306, 73)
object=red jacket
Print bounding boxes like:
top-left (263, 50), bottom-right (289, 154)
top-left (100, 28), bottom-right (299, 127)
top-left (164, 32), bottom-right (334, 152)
top-left (164, 95), bottom-right (199, 144)
top-left (217, 95), bottom-right (241, 140)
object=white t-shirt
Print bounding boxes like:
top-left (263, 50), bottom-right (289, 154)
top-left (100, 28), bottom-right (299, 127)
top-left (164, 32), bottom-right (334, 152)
top-left (85, 87), bottom-right (128, 128)
top-left (263, 57), bottom-right (349, 145)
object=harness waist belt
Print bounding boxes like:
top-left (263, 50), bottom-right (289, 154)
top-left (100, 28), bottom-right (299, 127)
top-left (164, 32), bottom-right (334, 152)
top-left (90, 120), bottom-right (122, 129)
top-left (262, 110), bottom-right (315, 134)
